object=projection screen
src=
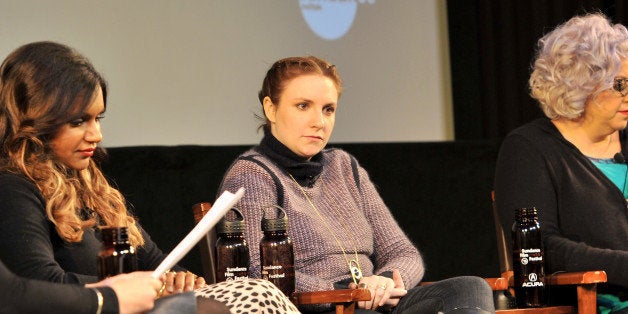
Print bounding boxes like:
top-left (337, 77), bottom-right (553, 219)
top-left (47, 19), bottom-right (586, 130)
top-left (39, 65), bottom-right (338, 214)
top-left (0, 0), bottom-right (452, 146)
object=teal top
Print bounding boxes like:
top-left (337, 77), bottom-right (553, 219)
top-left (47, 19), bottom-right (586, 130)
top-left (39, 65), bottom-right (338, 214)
top-left (589, 157), bottom-right (628, 198)
top-left (588, 157), bottom-right (628, 311)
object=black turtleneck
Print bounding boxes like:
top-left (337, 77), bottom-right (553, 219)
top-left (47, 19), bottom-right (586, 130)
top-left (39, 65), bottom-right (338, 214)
top-left (256, 133), bottom-right (324, 187)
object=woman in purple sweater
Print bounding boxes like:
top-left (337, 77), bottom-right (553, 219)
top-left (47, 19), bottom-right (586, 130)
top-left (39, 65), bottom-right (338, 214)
top-left (219, 56), bottom-right (494, 313)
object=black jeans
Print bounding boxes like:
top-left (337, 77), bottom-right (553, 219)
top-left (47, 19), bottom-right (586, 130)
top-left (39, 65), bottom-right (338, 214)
top-left (320, 276), bottom-right (495, 314)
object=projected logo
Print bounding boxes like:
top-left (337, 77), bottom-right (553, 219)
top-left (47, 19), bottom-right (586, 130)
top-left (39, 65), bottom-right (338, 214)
top-left (299, 0), bottom-right (375, 41)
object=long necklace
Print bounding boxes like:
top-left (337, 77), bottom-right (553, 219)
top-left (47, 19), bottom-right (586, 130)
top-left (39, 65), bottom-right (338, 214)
top-left (289, 174), bottom-right (363, 284)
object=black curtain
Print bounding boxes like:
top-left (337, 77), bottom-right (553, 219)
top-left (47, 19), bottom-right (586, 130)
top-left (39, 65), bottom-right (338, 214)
top-left (447, 0), bottom-right (628, 140)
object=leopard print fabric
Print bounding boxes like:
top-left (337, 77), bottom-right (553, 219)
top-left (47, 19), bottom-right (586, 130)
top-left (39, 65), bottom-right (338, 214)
top-left (195, 278), bottom-right (301, 314)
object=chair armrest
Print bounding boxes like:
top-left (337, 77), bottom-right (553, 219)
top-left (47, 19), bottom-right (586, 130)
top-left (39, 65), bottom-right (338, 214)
top-left (485, 276), bottom-right (510, 290)
top-left (291, 288), bottom-right (371, 305)
top-left (502, 270), bottom-right (607, 286)
top-left (420, 277), bottom-right (509, 291)
top-left (547, 271), bottom-right (607, 285)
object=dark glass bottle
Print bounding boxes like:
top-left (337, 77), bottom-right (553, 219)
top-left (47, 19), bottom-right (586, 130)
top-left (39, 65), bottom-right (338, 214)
top-left (98, 227), bottom-right (138, 280)
top-left (260, 206), bottom-right (295, 297)
top-left (511, 207), bottom-right (546, 308)
top-left (215, 208), bottom-right (250, 282)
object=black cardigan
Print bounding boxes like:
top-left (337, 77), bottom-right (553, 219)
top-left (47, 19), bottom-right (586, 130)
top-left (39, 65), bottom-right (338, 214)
top-left (494, 118), bottom-right (628, 291)
top-left (0, 172), bottom-right (169, 284)
top-left (0, 260), bottom-right (118, 313)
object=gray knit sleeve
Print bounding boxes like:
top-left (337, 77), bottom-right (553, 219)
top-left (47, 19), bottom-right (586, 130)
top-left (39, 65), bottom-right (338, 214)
top-left (352, 156), bottom-right (425, 288)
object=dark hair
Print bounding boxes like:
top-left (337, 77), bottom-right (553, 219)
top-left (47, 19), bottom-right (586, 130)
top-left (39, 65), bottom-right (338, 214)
top-left (257, 56), bottom-right (342, 133)
top-left (0, 41), bottom-right (145, 247)
top-left (0, 41), bottom-right (108, 159)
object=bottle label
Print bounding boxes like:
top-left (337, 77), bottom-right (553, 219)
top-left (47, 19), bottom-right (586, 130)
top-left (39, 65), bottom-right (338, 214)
top-left (260, 236), bottom-right (295, 296)
top-left (261, 263), bottom-right (295, 297)
top-left (215, 241), bottom-right (250, 282)
top-left (512, 245), bottom-right (546, 309)
top-left (223, 266), bottom-right (249, 281)
top-left (522, 272), bottom-right (544, 287)
top-left (262, 264), bottom-right (286, 279)
top-left (512, 247), bottom-right (546, 307)
top-left (517, 247), bottom-right (544, 288)
top-left (519, 248), bottom-right (544, 265)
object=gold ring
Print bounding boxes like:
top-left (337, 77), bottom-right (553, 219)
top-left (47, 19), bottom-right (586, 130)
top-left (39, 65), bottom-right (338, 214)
top-left (378, 284), bottom-right (387, 290)
top-left (156, 282), bottom-right (166, 299)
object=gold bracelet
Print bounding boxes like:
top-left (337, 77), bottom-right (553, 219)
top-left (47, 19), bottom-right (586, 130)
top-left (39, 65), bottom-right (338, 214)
top-left (91, 288), bottom-right (103, 314)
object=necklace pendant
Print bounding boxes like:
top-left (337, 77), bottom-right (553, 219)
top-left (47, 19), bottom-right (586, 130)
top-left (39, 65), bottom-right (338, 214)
top-left (349, 259), bottom-right (363, 283)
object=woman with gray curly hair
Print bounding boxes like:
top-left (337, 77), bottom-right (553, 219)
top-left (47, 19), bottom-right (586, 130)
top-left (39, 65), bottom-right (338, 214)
top-left (494, 13), bottom-right (627, 305)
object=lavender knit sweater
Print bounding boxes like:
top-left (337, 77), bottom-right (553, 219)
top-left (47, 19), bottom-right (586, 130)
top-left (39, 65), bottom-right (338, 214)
top-left (218, 145), bottom-right (424, 293)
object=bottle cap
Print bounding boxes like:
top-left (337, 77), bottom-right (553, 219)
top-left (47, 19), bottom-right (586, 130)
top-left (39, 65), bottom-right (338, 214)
top-left (261, 205), bottom-right (289, 232)
top-left (216, 208), bottom-right (246, 234)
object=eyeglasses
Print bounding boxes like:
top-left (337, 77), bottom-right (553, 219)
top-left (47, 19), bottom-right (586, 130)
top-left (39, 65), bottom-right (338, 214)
top-left (613, 77), bottom-right (628, 96)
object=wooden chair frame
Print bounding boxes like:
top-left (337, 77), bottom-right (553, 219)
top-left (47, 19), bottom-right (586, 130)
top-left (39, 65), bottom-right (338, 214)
top-left (291, 288), bottom-right (372, 314)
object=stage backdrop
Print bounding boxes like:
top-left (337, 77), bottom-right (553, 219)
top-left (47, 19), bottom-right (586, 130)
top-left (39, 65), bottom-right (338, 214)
top-left (0, 0), bottom-right (452, 146)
